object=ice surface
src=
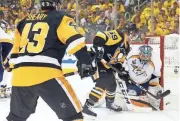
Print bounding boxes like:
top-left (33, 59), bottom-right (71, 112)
top-left (0, 74), bottom-right (179, 121)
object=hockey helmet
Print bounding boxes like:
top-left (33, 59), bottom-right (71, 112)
top-left (124, 22), bottom-right (140, 41)
top-left (139, 45), bottom-right (153, 64)
top-left (39, 0), bottom-right (61, 8)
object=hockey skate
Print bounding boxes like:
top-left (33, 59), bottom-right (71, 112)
top-left (106, 98), bottom-right (122, 112)
top-left (0, 85), bottom-right (6, 98)
top-left (0, 85), bottom-right (11, 98)
top-left (83, 100), bottom-right (97, 119)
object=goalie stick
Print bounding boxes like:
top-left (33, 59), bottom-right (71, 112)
top-left (100, 59), bottom-right (171, 100)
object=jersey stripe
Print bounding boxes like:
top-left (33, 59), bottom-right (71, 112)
top-left (10, 55), bottom-right (60, 67)
top-left (56, 77), bottom-right (82, 113)
top-left (66, 37), bottom-right (86, 55)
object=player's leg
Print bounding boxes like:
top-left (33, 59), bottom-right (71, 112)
top-left (82, 63), bottom-right (107, 117)
top-left (36, 78), bottom-right (83, 121)
top-left (0, 61), bottom-right (5, 98)
top-left (6, 87), bottom-right (39, 121)
top-left (83, 63), bottom-right (122, 117)
top-left (105, 72), bottom-right (122, 111)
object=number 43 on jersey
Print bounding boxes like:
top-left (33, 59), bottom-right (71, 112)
top-left (20, 22), bottom-right (49, 53)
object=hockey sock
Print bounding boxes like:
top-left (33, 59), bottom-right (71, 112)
top-left (89, 87), bottom-right (105, 103)
top-left (105, 90), bottom-right (116, 102)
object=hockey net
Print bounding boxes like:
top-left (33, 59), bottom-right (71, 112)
top-left (130, 34), bottom-right (180, 110)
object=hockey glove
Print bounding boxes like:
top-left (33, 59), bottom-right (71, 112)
top-left (2, 58), bottom-right (12, 72)
top-left (118, 70), bottom-right (130, 82)
top-left (91, 46), bottom-right (104, 60)
top-left (77, 60), bottom-right (96, 79)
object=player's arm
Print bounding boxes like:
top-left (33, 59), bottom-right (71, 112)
top-left (89, 31), bottom-right (107, 61)
top-left (0, 27), bottom-right (13, 71)
top-left (10, 28), bottom-right (21, 59)
top-left (93, 31), bottom-right (107, 47)
top-left (0, 27), bottom-right (13, 61)
top-left (57, 15), bottom-right (92, 65)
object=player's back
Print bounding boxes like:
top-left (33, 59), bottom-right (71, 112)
top-left (17, 10), bottom-right (67, 60)
top-left (10, 10), bottom-right (80, 86)
top-left (93, 29), bottom-right (128, 63)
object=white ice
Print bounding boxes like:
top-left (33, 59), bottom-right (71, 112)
top-left (0, 73), bottom-right (179, 121)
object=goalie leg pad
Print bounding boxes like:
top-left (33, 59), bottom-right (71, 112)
top-left (147, 85), bottom-right (162, 109)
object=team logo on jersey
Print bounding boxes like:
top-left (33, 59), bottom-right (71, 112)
top-left (131, 64), bottom-right (147, 76)
top-left (69, 22), bottom-right (80, 33)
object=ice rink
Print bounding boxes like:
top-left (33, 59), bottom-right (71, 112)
top-left (0, 73), bottom-right (179, 121)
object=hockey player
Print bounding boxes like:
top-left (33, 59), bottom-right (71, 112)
top-left (6, 0), bottom-right (95, 121)
top-left (0, 27), bottom-right (13, 98)
top-left (81, 27), bottom-right (131, 117)
top-left (125, 44), bottom-right (162, 109)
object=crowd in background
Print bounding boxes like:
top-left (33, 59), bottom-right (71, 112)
top-left (0, 0), bottom-right (179, 41)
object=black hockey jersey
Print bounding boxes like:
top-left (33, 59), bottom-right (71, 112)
top-left (10, 10), bottom-right (91, 86)
top-left (93, 30), bottom-right (129, 69)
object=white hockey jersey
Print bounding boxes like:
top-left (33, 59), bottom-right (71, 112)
top-left (126, 47), bottom-right (162, 84)
top-left (0, 27), bottom-right (13, 42)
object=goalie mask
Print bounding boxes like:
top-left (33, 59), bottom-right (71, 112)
top-left (139, 45), bottom-right (153, 64)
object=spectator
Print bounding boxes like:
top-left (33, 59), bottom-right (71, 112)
top-left (133, 16), bottom-right (143, 30)
top-left (153, 2), bottom-right (161, 17)
top-left (153, 0), bottom-right (159, 8)
top-left (116, 0), bottom-right (125, 15)
top-left (156, 21), bottom-right (171, 35)
top-left (168, 8), bottom-right (176, 21)
top-left (172, 2), bottom-right (179, 15)
top-left (170, 14), bottom-right (179, 34)
top-left (80, 10), bottom-right (89, 27)
top-left (131, 10), bottom-right (141, 23)
top-left (67, 0), bottom-right (76, 12)
top-left (70, 9), bottom-right (76, 20)
top-left (118, 17), bottom-right (126, 29)
top-left (102, 0), bottom-right (113, 10)
top-left (14, 12), bottom-right (23, 25)
top-left (105, 5), bottom-right (113, 20)
top-left (163, 0), bottom-right (175, 8)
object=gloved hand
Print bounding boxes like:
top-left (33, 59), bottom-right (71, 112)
top-left (91, 46), bottom-right (104, 60)
top-left (3, 58), bottom-right (12, 72)
top-left (77, 61), bottom-right (96, 79)
top-left (118, 71), bottom-right (130, 82)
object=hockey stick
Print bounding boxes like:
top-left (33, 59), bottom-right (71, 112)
top-left (64, 72), bottom-right (78, 77)
top-left (115, 77), bottom-right (135, 111)
top-left (100, 59), bottom-right (171, 100)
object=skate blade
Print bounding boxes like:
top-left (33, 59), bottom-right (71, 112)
top-left (83, 113), bottom-right (97, 120)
